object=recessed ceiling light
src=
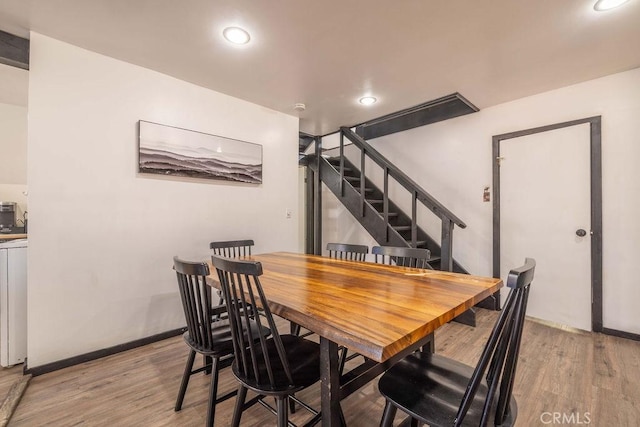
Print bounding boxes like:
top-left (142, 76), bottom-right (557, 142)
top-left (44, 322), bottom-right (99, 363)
top-left (594, 0), bottom-right (631, 11)
top-left (359, 96), bottom-right (377, 106)
top-left (223, 27), bottom-right (251, 45)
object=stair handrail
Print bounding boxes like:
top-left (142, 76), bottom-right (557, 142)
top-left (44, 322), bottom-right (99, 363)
top-left (340, 127), bottom-right (466, 228)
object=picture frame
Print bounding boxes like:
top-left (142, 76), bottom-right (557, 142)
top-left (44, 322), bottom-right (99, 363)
top-left (138, 120), bottom-right (263, 184)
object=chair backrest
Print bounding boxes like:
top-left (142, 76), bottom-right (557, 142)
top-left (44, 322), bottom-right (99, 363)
top-left (454, 258), bottom-right (536, 426)
top-left (326, 242), bottom-right (368, 261)
top-left (372, 245), bottom-right (432, 269)
top-left (211, 255), bottom-right (295, 389)
top-left (173, 256), bottom-right (218, 351)
top-left (210, 239), bottom-right (254, 257)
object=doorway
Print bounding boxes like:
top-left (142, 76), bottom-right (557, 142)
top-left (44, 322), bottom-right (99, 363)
top-left (492, 116), bottom-right (602, 332)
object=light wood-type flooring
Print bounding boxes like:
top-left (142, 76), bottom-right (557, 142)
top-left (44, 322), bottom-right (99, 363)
top-left (5, 309), bottom-right (640, 426)
top-left (0, 365), bottom-right (23, 405)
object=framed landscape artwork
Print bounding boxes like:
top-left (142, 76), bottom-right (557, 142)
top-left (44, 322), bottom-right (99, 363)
top-left (138, 120), bottom-right (262, 184)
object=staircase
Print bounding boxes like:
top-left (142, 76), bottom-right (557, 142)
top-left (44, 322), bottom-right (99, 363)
top-left (322, 154), bottom-right (470, 273)
top-left (308, 127), bottom-right (468, 272)
top-left (305, 128), bottom-right (493, 323)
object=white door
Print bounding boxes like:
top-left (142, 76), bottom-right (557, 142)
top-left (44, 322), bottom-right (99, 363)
top-left (500, 123), bottom-right (592, 331)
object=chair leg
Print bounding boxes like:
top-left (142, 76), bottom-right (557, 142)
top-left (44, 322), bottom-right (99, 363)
top-left (231, 385), bottom-right (247, 427)
top-left (339, 406), bottom-right (347, 426)
top-left (205, 357), bottom-right (219, 427)
top-left (204, 355), bottom-right (213, 374)
top-left (290, 321), bottom-right (301, 336)
top-left (380, 401), bottom-right (397, 427)
top-left (289, 394), bottom-right (296, 414)
top-left (175, 350), bottom-right (196, 411)
top-left (277, 396), bottom-right (288, 427)
top-left (338, 346), bottom-right (348, 375)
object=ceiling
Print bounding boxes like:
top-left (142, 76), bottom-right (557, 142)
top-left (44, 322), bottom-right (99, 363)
top-left (0, 0), bottom-right (639, 135)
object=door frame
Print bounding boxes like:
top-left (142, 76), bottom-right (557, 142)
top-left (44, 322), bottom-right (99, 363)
top-left (492, 116), bottom-right (603, 332)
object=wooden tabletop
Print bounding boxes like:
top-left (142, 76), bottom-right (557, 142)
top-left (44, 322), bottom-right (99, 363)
top-left (208, 252), bottom-right (502, 363)
top-left (0, 233), bottom-right (27, 240)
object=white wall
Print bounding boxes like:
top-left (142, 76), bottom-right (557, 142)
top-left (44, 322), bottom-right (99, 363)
top-left (323, 67), bottom-right (640, 334)
top-left (27, 33), bottom-right (300, 367)
top-left (0, 102), bottom-right (28, 219)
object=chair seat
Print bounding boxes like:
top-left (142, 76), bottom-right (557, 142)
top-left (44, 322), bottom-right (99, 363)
top-left (233, 334), bottom-right (320, 395)
top-left (184, 318), bottom-right (269, 357)
top-left (378, 353), bottom-right (517, 427)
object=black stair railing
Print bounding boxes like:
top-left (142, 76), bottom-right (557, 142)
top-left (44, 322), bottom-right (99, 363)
top-left (338, 127), bottom-right (466, 271)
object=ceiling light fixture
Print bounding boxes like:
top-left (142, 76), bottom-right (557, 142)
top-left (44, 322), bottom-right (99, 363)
top-left (359, 96), bottom-right (377, 106)
top-left (594, 0), bottom-right (631, 10)
top-left (223, 27), bottom-right (251, 45)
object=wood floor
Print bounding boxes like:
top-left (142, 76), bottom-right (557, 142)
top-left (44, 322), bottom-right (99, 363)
top-left (0, 365), bottom-right (24, 405)
top-left (6, 309), bottom-right (640, 426)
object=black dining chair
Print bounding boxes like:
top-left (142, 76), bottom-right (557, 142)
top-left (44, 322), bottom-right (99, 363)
top-left (211, 255), bottom-right (321, 427)
top-left (326, 242), bottom-right (368, 261)
top-left (173, 256), bottom-right (268, 427)
top-left (372, 245), bottom-right (432, 269)
top-left (378, 258), bottom-right (536, 427)
top-left (324, 243), bottom-right (370, 373)
top-left (210, 239), bottom-right (255, 258)
top-left (210, 239), bottom-right (255, 312)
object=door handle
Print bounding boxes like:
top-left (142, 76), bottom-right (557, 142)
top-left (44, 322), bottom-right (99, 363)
top-left (576, 229), bottom-right (587, 237)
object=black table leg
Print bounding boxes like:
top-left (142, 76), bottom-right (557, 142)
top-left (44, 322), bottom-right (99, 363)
top-left (318, 332), bottom-right (434, 426)
top-left (419, 332), bottom-right (435, 354)
top-left (320, 337), bottom-right (344, 426)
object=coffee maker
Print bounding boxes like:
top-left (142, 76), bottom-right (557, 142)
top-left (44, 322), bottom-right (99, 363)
top-left (0, 202), bottom-right (16, 232)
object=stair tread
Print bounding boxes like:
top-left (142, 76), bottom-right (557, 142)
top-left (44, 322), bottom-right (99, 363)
top-left (392, 225), bottom-right (412, 231)
top-left (368, 202), bottom-right (401, 218)
top-left (329, 161), bottom-right (352, 168)
top-left (377, 211), bottom-right (399, 217)
top-left (327, 158), bottom-right (353, 170)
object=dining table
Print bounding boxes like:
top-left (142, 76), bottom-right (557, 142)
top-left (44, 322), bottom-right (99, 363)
top-left (207, 251), bottom-right (503, 427)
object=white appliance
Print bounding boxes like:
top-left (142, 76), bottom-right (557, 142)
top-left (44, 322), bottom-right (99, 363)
top-left (0, 239), bottom-right (27, 367)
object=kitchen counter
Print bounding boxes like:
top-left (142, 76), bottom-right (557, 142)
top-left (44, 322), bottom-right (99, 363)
top-left (0, 228), bottom-right (27, 241)
top-left (0, 234), bottom-right (27, 241)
